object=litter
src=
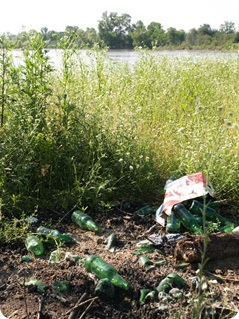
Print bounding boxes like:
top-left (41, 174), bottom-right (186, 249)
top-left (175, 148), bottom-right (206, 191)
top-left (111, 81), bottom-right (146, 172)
top-left (156, 172), bottom-right (215, 226)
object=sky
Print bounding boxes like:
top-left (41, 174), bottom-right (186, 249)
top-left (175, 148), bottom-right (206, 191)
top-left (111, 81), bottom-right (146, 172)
top-left (1, 0), bottom-right (239, 34)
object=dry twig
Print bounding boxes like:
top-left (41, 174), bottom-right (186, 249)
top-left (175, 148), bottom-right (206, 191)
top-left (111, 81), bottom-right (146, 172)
top-left (37, 297), bottom-right (44, 319)
top-left (64, 293), bottom-right (98, 319)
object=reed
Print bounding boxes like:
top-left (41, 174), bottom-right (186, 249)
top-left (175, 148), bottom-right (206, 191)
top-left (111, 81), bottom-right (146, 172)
top-left (0, 32), bottom-right (238, 223)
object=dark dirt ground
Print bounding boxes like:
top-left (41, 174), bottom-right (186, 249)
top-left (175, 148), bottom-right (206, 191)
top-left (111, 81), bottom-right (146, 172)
top-left (0, 203), bottom-right (239, 319)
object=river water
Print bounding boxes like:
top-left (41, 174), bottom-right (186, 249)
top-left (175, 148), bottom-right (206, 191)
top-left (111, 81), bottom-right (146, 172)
top-left (12, 49), bottom-right (239, 68)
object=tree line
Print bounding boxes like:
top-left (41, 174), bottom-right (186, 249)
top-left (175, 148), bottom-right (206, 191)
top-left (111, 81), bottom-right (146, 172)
top-left (2, 11), bottom-right (239, 50)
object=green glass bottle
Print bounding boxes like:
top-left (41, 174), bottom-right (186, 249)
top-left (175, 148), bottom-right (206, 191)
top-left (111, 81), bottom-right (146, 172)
top-left (25, 235), bottom-right (44, 256)
top-left (219, 222), bottom-right (235, 233)
top-left (166, 211), bottom-right (181, 233)
top-left (173, 204), bottom-right (203, 235)
top-left (134, 205), bottom-right (157, 216)
top-left (156, 272), bottom-right (187, 293)
top-left (81, 255), bottom-right (130, 290)
top-left (37, 226), bottom-right (60, 237)
top-left (189, 200), bottom-right (222, 222)
top-left (71, 210), bottom-right (99, 232)
top-left (36, 226), bottom-right (75, 244)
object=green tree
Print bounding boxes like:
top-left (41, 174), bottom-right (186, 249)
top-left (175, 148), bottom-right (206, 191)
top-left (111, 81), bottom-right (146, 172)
top-left (84, 28), bottom-right (100, 47)
top-left (98, 11), bottom-right (133, 48)
top-left (146, 22), bottom-right (166, 48)
top-left (186, 28), bottom-right (198, 47)
top-left (130, 20), bottom-right (148, 47)
top-left (220, 21), bottom-right (236, 33)
top-left (198, 24), bottom-right (215, 36)
top-left (166, 27), bottom-right (186, 46)
top-left (0, 35), bottom-right (15, 126)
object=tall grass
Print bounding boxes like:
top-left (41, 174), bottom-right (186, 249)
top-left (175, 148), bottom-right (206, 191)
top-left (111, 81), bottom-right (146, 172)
top-left (0, 32), bottom-right (239, 225)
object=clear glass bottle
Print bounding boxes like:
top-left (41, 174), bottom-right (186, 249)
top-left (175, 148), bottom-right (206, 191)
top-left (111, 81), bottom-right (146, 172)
top-left (81, 255), bottom-right (130, 290)
top-left (173, 204), bottom-right (203, 234)
top-left (71, 210), bottom-right (99, 232)
top-left (25, 235), bottom-right (44, 256)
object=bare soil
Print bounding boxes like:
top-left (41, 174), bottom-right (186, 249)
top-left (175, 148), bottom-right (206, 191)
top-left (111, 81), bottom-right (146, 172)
top-left (0, 206), bottom-right (238, 319)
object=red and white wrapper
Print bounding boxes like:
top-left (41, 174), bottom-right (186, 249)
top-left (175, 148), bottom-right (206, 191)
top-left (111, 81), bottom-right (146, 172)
top-left (156, 172), bottom-right (215, 226)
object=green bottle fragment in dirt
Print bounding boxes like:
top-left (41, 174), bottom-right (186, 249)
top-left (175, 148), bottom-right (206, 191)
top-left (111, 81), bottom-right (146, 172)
top-left (139, 289), bottom-right (156, 303)
top-left (133, 243), bottom-right (156, 255)
top-left (139, 256), bottom-right (155, 271)
top-left (71, 210), bottom-right (99, 232)
top-left (24, 278), bottom-right (46, 292)
top-left (80, 255), bottom-right (130, 290)
top-left (48, 249), bottom-right (65, 264)
top-left (139, 289), bottom-right (151, 303)
top-left (95, 278), bottom-right (115, 299)
top-left (156, 272), bottom-right (187, 293)
top-left (21, 255), bottom-right (32, 262)
top-left (64, 252), bottom-right (80, 262)
top-left (173, 204), bottom-right (203, 235)
top-left (52, 280), bottom-right (70, 294)
top-left (154, 258), bottom-right (167, 266)
top-left (37, 226), bottom-right (76, 244)
top-left (219, 222), bottom-right (235, 233)
top-left (134, 205), bottom-right (157, 216)
top-left (105, 233), bottom-right (117, 250)
top-left (25, 235), bottom-right (44, 256)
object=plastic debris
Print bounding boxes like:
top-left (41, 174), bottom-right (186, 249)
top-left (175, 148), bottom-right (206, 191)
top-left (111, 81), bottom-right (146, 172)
top-left (147, 233), bottom-right (184, 246)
